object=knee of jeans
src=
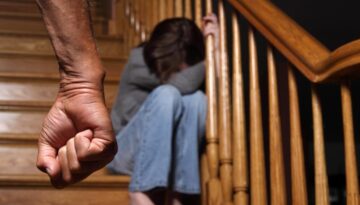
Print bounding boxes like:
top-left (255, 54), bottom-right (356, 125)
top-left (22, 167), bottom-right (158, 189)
top-left (192, 91), bottom-right (206, 105)
top-left (152, 85), bottom-right (182, 108)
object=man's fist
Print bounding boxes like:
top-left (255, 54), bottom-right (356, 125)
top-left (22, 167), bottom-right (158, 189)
top-left (37, 83), bottom-right (117, 188)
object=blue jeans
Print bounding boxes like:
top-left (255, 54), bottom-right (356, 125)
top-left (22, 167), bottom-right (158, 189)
top-left (107, 85), bottom-right (207, 194)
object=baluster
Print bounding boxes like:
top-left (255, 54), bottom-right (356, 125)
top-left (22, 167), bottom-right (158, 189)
top-left (340, 82), bottom-right (359, 205)
top-left (159, 0), bottom-right (166, 21)
top-left (185, 0), bottom-right (192, 19)
top-left (205, 0), bottom-right (222, 203)
top-left (249, 27), bottom-right (267, 205)
top-left (218, 1), bottom-right (233, 204)
top-left (175, 0), bottom-right (183, 17)
top-left (167, 0), bottom-right (174, 18)
top-left (195, 0), bottom-right (202, 27)
top-left (201, 154), bottom-right (211, 205)
top-left (268, 46), bottom-right (287, 205)
top-left (288, 66), bottom-right (308, 205)
top-left (151, 0), bottom-right (158, 30)
top-left (232, 13), bottom-right (248, 205)
top-left (311, 85), bottom-right (330, 205)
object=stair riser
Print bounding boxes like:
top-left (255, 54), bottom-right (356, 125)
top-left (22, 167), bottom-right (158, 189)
top-left (0, 16), bottom-right (109, 36)
top-left (0, 80), bottom-right (118, 108)
top-left (0, 188), bottom-right (129, 205)
top-left (0, 144), bottom-right (112, 175)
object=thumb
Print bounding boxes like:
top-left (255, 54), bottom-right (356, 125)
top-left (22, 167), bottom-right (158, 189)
top-left (37, 141), bottom-right (61, 179)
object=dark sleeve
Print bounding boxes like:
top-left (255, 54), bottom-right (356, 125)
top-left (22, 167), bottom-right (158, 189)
top-left (166, 61), bottom-right (205, 94)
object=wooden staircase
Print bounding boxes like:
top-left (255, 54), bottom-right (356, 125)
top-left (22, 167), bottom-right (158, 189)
top-left (0, 0), bottom-right (130, 204)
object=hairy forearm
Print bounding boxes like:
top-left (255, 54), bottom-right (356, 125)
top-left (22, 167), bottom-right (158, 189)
top-left (36, 0), bottom-right (104, 82)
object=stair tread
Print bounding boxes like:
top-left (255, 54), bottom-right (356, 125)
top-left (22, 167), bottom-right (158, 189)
top-left (0, 32), bottom-right (125, 60)
top-left (0, 174), bottom-right (130, 188)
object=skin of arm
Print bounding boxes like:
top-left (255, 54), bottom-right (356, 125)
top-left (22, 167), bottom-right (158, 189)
top-left (36, 0), bottom-right (117, 188)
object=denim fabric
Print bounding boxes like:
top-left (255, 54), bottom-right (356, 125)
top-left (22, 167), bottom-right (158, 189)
top-left (107, 85), bottom-right (207, 194)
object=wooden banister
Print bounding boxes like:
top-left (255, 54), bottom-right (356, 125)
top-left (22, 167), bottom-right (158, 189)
top-left (228, 0), bottom-right (360, 83)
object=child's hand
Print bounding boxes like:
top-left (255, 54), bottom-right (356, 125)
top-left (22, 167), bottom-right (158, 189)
top-left (202, 13), bottom-right (220, 49)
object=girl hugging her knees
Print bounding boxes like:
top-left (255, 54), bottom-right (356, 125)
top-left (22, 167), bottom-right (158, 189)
top-left (107, 14), bottom-right (219, 205)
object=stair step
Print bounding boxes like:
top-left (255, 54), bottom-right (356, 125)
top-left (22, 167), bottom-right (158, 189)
top-left (0, 175), bottom-right (130, 205)
top-left (0, 54), bottom-right (126, 82)
top-left (0, 11), bottom-right (111, 36)
top-left (0, 143), bottom-right (120, 176)
top-left (0, 31), bottom-right (124, 60)
top-left (0, 77), bottom-right (119, 110)
top-left (0, 1), bottom-right (105, 16)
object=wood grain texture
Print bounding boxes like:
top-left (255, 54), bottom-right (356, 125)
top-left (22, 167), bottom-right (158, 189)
top-left (218, 1), bottom-right (233, 203)
top-left (184, 0), bottom-right (192, 19)
top-left (340, 82), bottom-right (359, 205)
top-left (227, 0), bottom-right (360, 83)
top-left (248, 27), bottom-right (267, 205)
top-left (311, 85), bottom-right (330, 205)
top-left (0, 188), bottom-right (129, 205)
top-left (195, 0), bottom-right (202, 27)
top-left (232, 13), bottom-right (248, 205)
top-left (175, 0), bottom-right (183, 17)
top-left (0, 144), bottom-right (113, 176)
top-left (0, 32), bottom-right (124, 60)
top-left (268, 46), bottom-right (287, 205)
top-left (288, 66), bottom-right (308, 205)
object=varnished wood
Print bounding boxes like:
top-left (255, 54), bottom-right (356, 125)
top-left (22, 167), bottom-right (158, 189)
top-left (288, 66), bottom-right (308, 205)
top-left (311, 85), bottom-right (330, 205)
top-left (184, 0), bottom-right (192, 19)
top-left (218, 1), bottom-right (233, 203)
top-left (268, 46), bottom-right (287, 205)
top-left (205, 0), bottom-right (223, 204)
top-left (248, 27), bottom-right (267, 205)
top-left (166, 0), bottom-right (174, 18)
top-left (201, 154), bottom-right (210, 205)
top-left (0, 32), bottom-right (124, 60)
top-left (195, 0), bottom-right (202, 27)
top-left (227, 0), bottom-right (360, 82)
top-left (340, 82), bottom-right (359, 205)
top-left (159, 0), bottom-right (167, 21)
top-left (232, 13), bottom-right (248, 205)
top-left (175, 0), bottom-right (183, 17)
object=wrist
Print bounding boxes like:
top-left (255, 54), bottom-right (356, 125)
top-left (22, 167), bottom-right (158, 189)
top-left (58, 60), bottom-right (106, 98)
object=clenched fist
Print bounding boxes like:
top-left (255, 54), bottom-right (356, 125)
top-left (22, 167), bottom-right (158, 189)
top-left (37, 76), bottom-right (117, 188)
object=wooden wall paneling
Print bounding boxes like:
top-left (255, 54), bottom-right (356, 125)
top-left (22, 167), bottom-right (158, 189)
top-left (288, 66), bottom-right (308, 205)
top-left (232, 12), bottom-right (248, 205)
top-left (340, 82), bottom-right (359, 205)
top-left (248, 27), bottom-right (267, 205)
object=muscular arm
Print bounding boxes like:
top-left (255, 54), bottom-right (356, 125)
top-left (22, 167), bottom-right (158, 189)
top-left (36, 0), bottom-right (117, 188)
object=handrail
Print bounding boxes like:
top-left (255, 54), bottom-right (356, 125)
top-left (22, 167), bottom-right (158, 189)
top-left (228, 0), bottom-right (360, 83)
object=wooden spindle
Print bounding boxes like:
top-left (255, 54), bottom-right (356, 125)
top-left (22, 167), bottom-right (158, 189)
top-left (218, 1), bottom-right (233, 204)
top-left (195, 0), bottom-right (202, 27)
top-left (288, 66), bottom-right (308, 205)
top-left (167, 0), bottom-right (174, 18)
top-left (232, 13), bottom-right (248, 205)
top-left (311, 85), bottom-right (330, 205)
top-left (175, 0), bottom-right (183, 17)
top-left (205, 0), bottom-right (223, 204)
top-left (185, 0), bottom-right (192, 19)
top-left (201, 154), bottom-right (210, 205)
top-left (159, 0), bottom-right (166, 21)
top-left (340, 82), bottom-right (359, 205)
top-left (249, 27), bottom-right (267, 205)
top-left (268, 46), bottom-right (287, 205)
